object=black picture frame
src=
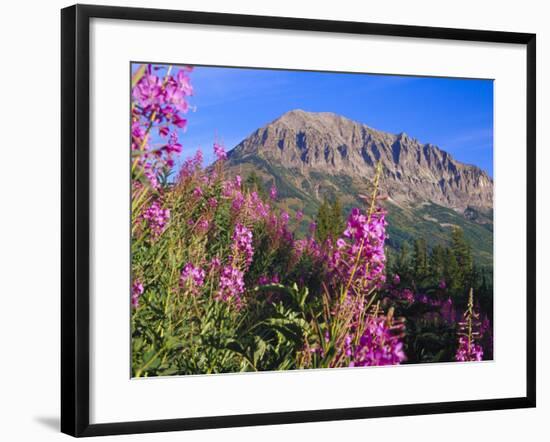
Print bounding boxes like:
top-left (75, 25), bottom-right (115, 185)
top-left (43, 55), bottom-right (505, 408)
top-left (61, 4), bottom-right (536, 437)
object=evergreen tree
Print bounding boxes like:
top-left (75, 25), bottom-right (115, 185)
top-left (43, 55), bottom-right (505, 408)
top-left (393, 242), bottom-right (412, 284)
top-left (430, 244), bottom-right (446, 282)
top-left (244, 171), bottom-right (266, 199)
top-left (413, 238), bottom-right (429, 281)
top-left (315, 196), bottom-right (345, 243)
top-left (315, 198), bottom-right (332, 243)
top-left (444, 247), bottom-right (462, 299)
top-left (451, 227), bottom-right (473, 289)
top-left (329, 196), bottom-right (345, 237)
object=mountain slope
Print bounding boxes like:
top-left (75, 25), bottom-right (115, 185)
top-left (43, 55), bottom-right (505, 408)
top-left (225, 110), bottom-right (493, 265)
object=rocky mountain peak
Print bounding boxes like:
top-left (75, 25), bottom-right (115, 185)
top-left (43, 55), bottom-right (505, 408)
top-left (227, 110), bottom-right (493, 213)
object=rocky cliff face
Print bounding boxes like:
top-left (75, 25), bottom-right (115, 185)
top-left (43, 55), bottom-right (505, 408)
top-left (227, 109), bottom-right (493, 213)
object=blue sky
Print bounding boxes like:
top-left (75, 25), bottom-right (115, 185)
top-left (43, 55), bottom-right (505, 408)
top-left (136, 64), bottom-right (494, 176)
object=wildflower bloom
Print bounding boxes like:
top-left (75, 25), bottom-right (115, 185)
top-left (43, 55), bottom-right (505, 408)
top-left (158, 125), bottom-right (170, 137)
top-left (257, 275), bottom-right (270, 285)
top-left (192, 186), bottom-right (204, 198)
top-left (456, 337), bottom-right (484, 362)
top-left (328, 207), bottom-right (387, 293)
top-left (280, 211), bottom-right (290, 225)
top-left (440, 298), bottom-right (456, 324)
top-left (400, 288), bottom-right (414, 303)
top-left (231, 191), bottom-right (245, 212)
top-left (349, 315), bottom-right (406, 366)
top-left (180, 263), bottom-right (206, 294)
top-left (455, 289), bottom-right (484, 362)
top-left (258, 274), bottom-right (280, 285)
top-left (231, 223), bottom-right (254, 267)
top-left (132, 73), bottom-right (163, 108)
top-left (131, 280), bottom-right (144, 308)
top-left (131, 65), bottom-right (193, 181)
top-left (197, 219), bottom-right (210, 233)
top-left (144, 168), bottom-right (159, 190)
top-left (142, 200), bottom-right (170, 238)
top-left (178, 149), bottom-right (203, 181)
top-left (213, 142), bottom-right (227, 161)
top-left (216, 265), bottom-right (245, 309)
top-left (171, 113), bottom-right (187, 129)
top-left (269, 184), bottom-right (278, 200)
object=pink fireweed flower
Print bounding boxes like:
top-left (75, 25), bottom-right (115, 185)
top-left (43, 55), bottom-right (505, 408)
top-left (234, 175), bottom-right (242, 188)
top-left (439, 279), bottom-right (447, 290)
top-left (165, 132), bottom-right (182, 154)
top-left (158, 125), bottom-right (170, 138)
top-left (231, 223), bottom-right (254, 267)
top-left (280, 211), bottom-right (290, 225)
top-left (171, 113), bottom-right (187, 129)
top-left (231, 191), bottom-right (245, 212)
top-left (178, 149), bottom-right (203, 181)
top-left (456, 337), bottom-right (484, 362)
top-left (295, 210), bottom-right (304, 221)
top-left (197, 219), bottom-right (210, 233)
top-left (293, 237), bottom-right (323, 261)
top-left (257, 274), bottom-right (280, 285)
top-left (393, 274), bottom-right (401, 285)
top-left (180, 263), bottom-right (206, 294)
top-left (131, 64), bottom-right (194, 188)
top-left (132, 73), bottom-right (163, 108)
top-left (221, 180), bottom-right (234, 197)
top-left (192, 186), bottom-right (204, 198)
top-left (216, 265), bottom-right (245, 309)
top-left (164, 74), bottom-right (192, 113)
top-left (344, 334), bottom-right (353, 357)
top-left (480, 315), bottom-right (491, 336)
top-left (455, 290), bottom-right (484, 362)
top-left (208, 197), bottom-right (218, 208)
top-left (175, 69), bottom-right (194, 95)
top-left (210, 257), bottom-right (221, 269)
top-left (131, 121), bottom-right (147, 150)
top-left (257, 275), bottom-right (270, 286)
top-left (400, 288), bottom-right (414, 303)
top-left (349, 316), bottom-right (406, 367)
top-left (131, 280), bottom-right (144, 308)
top-left (328, 207), bottom-right (387, 294)
top-left (269, 184), bottom-right (278, 200)
top-left (245, 192), bottom-right (270, 221)
top-left (144, 168), bottom-right (159, 190)
top-left (142, 200), bottom-right (170, 238)
top-left (440, 298), bottom-right (456, 324)
top-left (336, 238), bottom-right (346, 249)
top-left (213, 142), bottom-right (227, 161)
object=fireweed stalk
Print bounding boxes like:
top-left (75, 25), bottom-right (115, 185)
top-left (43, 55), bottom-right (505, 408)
top-left (302, 164), bottom-right (406, 369)
top-left (455, 288), bottom-right (484, 362)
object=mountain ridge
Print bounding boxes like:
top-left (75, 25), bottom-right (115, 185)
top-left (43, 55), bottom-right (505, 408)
top-left (227, 109), bottom-right (493, 214)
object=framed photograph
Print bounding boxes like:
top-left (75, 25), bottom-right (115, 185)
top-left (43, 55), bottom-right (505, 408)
top-left (61, 4), bottom-right (536, 437)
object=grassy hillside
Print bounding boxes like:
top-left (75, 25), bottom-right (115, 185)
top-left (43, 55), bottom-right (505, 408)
top-left (225, 159), bottom-right (493, 267)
